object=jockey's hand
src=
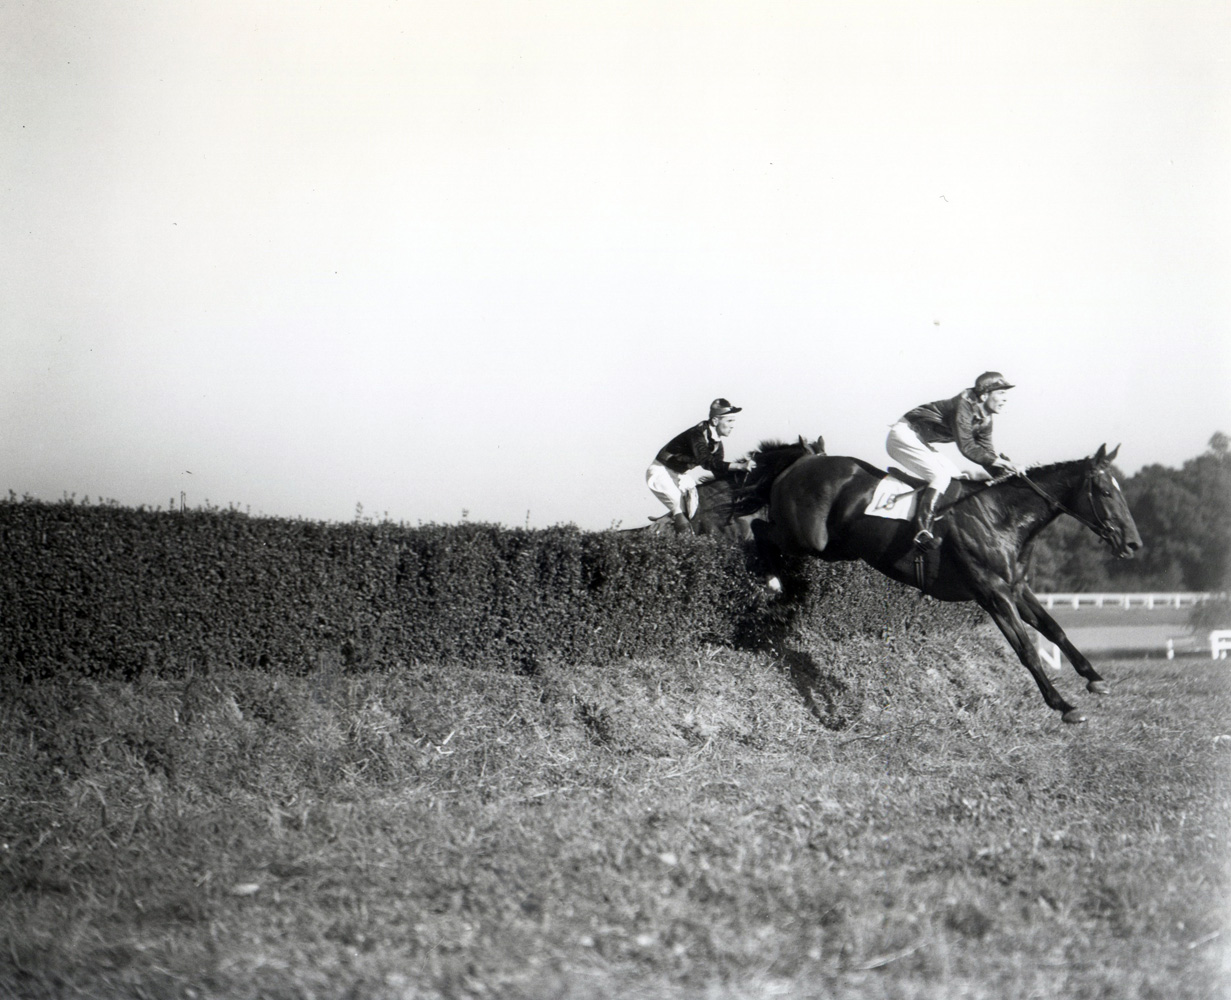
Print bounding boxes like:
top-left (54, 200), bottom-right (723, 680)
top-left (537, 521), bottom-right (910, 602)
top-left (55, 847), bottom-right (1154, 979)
top-left (995, 459), bottom-right (1025, 477)
top-left (730, 457), bottom-right (752, 472)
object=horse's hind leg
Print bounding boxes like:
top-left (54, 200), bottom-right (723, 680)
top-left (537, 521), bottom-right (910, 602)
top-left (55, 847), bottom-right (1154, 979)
top-left (1016, 590), bottom-right (1108, 694)
top-left (978, 589), bottom-right (1086, 723)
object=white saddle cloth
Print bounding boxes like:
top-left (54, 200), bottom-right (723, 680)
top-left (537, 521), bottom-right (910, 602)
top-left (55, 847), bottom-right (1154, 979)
top-left (864, 476), bottom-right (920, 520)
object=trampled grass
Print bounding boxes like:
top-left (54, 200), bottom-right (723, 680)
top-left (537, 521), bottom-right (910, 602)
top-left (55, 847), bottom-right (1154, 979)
top-left (1, 640), bottom-right (1228, 999)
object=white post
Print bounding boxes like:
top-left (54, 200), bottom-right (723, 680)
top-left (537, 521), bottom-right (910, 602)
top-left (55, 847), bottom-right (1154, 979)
top-left (1166, 638), bottom-right (1175, 660)
top-left (1211, 631), bottom-right (1231, 660)
top-left (1038, 636), bottom-right (1062, 676)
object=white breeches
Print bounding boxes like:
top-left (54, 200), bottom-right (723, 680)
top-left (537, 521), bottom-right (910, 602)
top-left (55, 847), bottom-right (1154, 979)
top-left (885, 421), bottom-right (963, 493)
top-left (646, 461), bottom-right (711, 517)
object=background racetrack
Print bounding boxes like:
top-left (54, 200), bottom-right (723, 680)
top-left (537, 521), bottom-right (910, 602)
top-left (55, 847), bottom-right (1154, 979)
top-left (1047, 605), bottom-right (1217, 657)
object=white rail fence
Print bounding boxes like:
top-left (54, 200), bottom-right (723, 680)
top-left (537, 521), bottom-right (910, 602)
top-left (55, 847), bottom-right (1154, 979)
top-left (1035, 592), bottom-right (1223, 610)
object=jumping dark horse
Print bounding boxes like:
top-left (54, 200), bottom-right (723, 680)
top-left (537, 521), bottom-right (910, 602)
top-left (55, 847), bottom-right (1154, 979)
top-left (642, 436), bottom-right (825, 541)
top-left (734, 445), bottom-right (1142, 723)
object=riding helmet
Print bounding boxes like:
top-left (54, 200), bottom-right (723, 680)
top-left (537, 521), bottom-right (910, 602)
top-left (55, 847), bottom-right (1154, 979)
top-left (973, 372), bottom-right (1014, 394)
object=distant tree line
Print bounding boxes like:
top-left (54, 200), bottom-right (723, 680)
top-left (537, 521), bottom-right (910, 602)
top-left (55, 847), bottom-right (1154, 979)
top-left (1027, 432), bottom-right (1230, 593)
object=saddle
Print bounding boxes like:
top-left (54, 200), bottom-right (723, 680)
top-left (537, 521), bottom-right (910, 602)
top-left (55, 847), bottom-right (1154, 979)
top-left (885, 466), bottom-right (927, 490)
top-left (887, 468), bottom-right (981, 504)
top-left (865, 469), bottom-right (979, 520)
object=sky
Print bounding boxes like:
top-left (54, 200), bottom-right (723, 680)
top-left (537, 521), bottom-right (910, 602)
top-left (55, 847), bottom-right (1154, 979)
top-left (3, 1), bottom-right (1229, 530)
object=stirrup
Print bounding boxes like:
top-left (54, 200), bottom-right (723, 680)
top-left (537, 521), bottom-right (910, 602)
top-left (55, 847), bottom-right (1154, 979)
top-left (913, 528), bottom-right (938, 551)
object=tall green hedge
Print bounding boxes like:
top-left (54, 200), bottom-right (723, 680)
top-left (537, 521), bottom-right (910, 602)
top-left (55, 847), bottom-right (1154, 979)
top-left (0, 498), bottom-right (981, 680)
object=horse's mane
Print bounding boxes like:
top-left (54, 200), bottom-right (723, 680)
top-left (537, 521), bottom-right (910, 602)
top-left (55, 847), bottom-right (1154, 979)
top-left (755, 438), bottom-right (801, 454)
top-left (986, 457), bottom-right (1089, 487)
top-left (1020, 457), bottom-right (1089, 479)
top-left (728, 437), bottom-right (824, 518)
top-left (950, 456), bottom-right (1093, 510)
top-left (753, 436), bottom-right (826, 459)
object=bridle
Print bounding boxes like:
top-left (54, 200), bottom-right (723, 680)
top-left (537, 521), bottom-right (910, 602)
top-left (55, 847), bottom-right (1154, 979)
top-left (1016, 468), bottom-right (1122, 548)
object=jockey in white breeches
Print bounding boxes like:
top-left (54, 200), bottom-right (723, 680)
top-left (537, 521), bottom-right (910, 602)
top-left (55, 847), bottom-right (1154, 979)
top-left (646, 398), bottom-right (750, 534)
top-left (886, 371), bottom-right (1024, 549)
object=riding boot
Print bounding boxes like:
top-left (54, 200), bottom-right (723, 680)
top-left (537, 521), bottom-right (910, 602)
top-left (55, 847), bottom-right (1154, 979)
top-left (913, 487), bottom-right (941, 550)
top-left (672, 512), bottom-right (693, 535)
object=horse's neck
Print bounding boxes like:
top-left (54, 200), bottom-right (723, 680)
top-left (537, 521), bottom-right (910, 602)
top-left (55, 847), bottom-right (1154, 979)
top-left (1029, 462), bottom-right (1087, 508)
top-left (981, 464), bottom-right (1084, 542)
top-left (764, 446), bottom-right (808, 472)
top-left (751, 447), bottom-right (809, 486)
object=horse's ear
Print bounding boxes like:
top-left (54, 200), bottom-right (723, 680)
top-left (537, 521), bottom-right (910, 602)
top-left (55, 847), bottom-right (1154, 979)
top-left (1107, 443), bottom-right (1120, 463)
top-left (1094, 444), bottom-right (1107, 463)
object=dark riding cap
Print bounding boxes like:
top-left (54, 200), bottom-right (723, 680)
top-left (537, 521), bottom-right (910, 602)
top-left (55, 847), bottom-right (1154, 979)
top-left (709, 398), bottom-right (742, 419)
top-left (973, 372), bottom-right (1014, 394)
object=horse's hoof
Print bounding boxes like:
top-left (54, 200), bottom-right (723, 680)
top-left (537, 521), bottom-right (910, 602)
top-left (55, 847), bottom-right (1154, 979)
top-left (1087, 680), bottom-right (1111, 695)
top-left (1061, 709), bottom-right (1087, 725)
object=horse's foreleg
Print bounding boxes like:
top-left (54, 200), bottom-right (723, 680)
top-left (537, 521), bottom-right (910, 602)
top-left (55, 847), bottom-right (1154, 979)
top-left (751, 520), bottom-right (789, 594)
top-left (1016, 590), bottom-right (1108, 694)
top-left (979, 591), bottom-right (1086, 723)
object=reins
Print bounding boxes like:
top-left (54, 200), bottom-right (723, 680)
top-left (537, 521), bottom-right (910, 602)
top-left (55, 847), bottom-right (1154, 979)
top-left (915, 468), bottom-right (1116, 593)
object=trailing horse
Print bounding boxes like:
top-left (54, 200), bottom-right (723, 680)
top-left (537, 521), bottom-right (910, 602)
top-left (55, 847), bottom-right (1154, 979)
top-left (641, 436), bottom-right (824, 541)
top-left (735, 445), bottom-right (1142, 723)
top-left (640, 476), bottom-right (755, 540)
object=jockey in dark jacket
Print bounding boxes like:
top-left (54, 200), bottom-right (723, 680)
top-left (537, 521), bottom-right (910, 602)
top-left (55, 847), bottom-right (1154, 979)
top-left (647, 398), bottom-right (749, 534)
top-left (886, 371), bottom-right (1024, 549)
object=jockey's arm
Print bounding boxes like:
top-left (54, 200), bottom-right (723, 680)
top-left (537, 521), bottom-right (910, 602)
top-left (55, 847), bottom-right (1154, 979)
top-left (682, 466), bottom-right (715, 488)
top-left (953, 397), bottom-right (1000, 471)
top-left (694, 456), bottom-right (752, 482)
top-left (969, 456), bottom-right (1023, 480)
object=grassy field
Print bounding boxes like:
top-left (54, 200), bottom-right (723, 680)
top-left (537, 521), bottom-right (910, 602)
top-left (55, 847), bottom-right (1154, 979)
top-left (2, 637), bottom-right (1228, 1000)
